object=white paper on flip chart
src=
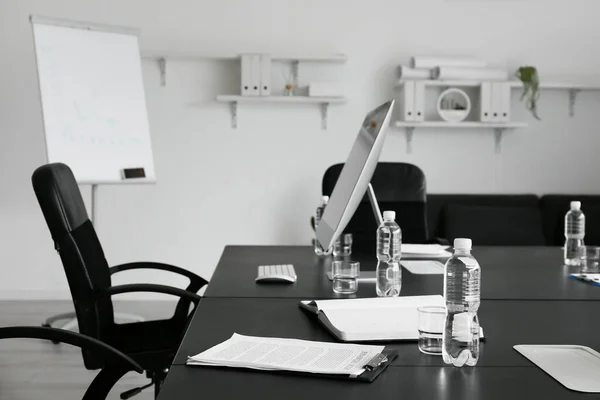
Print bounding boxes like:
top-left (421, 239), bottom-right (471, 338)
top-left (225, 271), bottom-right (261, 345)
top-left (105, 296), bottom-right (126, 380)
top-left (187, 333), bottom-right (384, 376)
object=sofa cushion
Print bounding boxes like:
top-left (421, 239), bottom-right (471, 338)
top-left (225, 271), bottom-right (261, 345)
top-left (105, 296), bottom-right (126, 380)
top-left (540, 195), bottom-right (600, 246)
top-left (443, 204), bottom-right (546, 246)
top-left (428, 194), bottom-right (540, 240)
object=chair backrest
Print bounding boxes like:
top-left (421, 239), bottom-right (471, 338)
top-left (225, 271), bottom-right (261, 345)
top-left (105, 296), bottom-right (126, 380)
top-left (31, 163), bottom-right (114, 357)
top-left (322, 162), bottom-right (428, 254)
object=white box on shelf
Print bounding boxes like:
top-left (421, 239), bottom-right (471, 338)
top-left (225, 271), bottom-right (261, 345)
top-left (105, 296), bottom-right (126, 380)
top-left (398, 81), bottom-right (415, 121)
top-left (260, 54), bottom-right (271, 96)
top-left (241, 54), bottom-right (252, 96)
top-left (414, 81), bottom-right (425, 121)
top-left (308, 82), bottom-right (343, 97)
top-left (250, 54), bottom-right (261, 96)
top-left (480, 82), bottom-right (492, 122)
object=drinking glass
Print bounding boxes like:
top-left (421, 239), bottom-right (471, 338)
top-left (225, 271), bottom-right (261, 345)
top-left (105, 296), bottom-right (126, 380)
top-left (332, 260), bottom-right (359, 294)
top-left (333, 233), bottom-right (353, 258)
top-left (417, 306), bottom-right (446, 355)
top-left (581, 245), bottom-right (600, 273)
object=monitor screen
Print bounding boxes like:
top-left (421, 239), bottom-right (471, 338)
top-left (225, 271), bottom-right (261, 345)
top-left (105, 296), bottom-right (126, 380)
top-left (316, 100), bottom-right (395, 251)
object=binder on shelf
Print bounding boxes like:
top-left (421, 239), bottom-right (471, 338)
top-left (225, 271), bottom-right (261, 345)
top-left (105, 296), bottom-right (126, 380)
top-left (414, 81), bottom-right (425, 121)
top-left (260, 54), bottom-right (271, 96)
top-left (250, 54), bottom-right (261, 96)
top-left (398, 81), bottom-right (415, 121)
top-left (499, 82), bottom-right (511, 122)
top-left (480, 82), bottom-right (492, 122)
top-left (240, 54), bottom-right (252, 96)
top-left (491, 82), bottom-right (504, 122)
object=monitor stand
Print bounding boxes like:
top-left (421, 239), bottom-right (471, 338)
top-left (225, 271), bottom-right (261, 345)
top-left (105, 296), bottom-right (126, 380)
top-left (361, 183), bottom-right (382, 281)
top-left (367, 183), bottom-right (383, 227)
top-left (325, 183), bottom-right (382, 283)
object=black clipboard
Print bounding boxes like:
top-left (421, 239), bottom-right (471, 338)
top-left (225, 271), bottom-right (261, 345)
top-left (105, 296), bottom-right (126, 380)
top-left (186, 350), bottom-right (398, 383)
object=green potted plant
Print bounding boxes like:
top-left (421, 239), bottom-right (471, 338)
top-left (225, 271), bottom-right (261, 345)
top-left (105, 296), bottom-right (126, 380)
top-left (516, 66), bottom-right (541, 120)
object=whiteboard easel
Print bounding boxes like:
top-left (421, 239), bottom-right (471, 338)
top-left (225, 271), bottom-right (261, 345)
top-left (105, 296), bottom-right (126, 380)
top-left (30, 16), bottom-right (155, 223)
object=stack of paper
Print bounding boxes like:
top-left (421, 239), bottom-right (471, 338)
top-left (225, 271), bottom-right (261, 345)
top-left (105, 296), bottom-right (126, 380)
top-left (402, 260), bottom-right (445, 275)
top-left (402, 244), bottom-right (452, 259)
top-left (300, 295), bottom-right (445, 341)
top-left (187, 333), bottom-right (384, 376)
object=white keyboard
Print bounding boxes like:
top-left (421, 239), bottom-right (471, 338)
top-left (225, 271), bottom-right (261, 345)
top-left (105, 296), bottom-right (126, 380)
top-left (256, 264), bottom-right (297, 283)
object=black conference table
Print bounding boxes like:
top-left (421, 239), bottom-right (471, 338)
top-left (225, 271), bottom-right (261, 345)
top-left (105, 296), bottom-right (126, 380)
top-left (158, 246), bottom-right (600, 399)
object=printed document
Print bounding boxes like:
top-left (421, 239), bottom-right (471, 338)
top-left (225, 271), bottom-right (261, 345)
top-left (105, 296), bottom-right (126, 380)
top-left (187, 333), bottom-right (384, 376)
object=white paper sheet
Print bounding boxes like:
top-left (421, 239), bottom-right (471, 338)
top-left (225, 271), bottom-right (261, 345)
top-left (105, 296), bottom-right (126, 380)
top-left (402, 244), bottom-right (450, 256)
top-left (402, 260), bottom-right (445, 275)
top-left (187, 333), bottom-right (384, 376)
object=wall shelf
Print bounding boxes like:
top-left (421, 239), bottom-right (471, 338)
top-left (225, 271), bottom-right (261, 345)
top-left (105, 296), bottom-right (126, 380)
top-left (397, 79), bottom-right (600, 90)
top-left (397, 79), bottom-right (600, 116)
top-left (143, 51), bottom-right (348, 63)
top-left (394, 121), bottom-right (528, 154)
top-left (144, 51), bottom-right (347, 86)
top-left (216, 95), bottom-right (347, 129)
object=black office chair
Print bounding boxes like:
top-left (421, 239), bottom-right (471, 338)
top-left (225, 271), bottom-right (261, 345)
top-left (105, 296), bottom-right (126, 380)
top-left (322, 162), bottom-right (429, 255)
top-left (31, 163), bottom-right (208, 399)
top-left (0, 326), bottom-right (143, 400)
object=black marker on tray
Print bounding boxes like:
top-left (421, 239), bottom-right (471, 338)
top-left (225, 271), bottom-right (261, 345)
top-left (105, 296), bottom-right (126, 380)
top-left (121, 168), bottom-right (146, 179)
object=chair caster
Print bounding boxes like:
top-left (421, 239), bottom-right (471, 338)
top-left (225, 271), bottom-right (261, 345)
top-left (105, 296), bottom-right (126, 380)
top-left (41, 323), bottom-right (60, 344)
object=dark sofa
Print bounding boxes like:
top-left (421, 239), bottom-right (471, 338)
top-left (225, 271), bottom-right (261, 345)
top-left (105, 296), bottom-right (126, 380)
top-left (428, 194), bottom-right (600, 246)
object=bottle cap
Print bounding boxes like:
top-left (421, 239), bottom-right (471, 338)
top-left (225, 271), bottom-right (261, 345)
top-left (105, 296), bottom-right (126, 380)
top-left (383, 211), bottom-right (396, 221)
top-left (570, 201), bottom-right (581, 210)
top-left (454, 238), bottom-right (472, 250)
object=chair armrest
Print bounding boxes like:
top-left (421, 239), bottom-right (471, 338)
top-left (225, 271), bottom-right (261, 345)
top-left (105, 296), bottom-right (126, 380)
top-left (0, 326), bottom-right (143, 373)
top-left (98, 283), bottom-right (201, 304)
top-left (109, 262), bottom-right (208, 292)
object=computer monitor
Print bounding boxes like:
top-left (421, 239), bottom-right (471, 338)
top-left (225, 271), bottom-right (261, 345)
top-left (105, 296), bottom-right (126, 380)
top-left (316, 100), bottom-right (395, 251)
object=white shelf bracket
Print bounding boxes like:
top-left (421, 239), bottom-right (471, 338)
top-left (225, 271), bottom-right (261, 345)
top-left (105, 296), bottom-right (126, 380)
top-left (320, 103), bottom-right (329, 130)
top-left (158, 58), bottom-right (167, 86)
top-left (406, 127), bottom-right (415, 154)
top-left (230, 101), bottom-right (238, 129)
top-left (568, 89), bottom-right (581, 117)
top-left (494, 128), bottom-right (504, 154)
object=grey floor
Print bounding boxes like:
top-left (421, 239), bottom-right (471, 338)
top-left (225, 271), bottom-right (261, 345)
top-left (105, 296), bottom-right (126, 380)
top-left (0, 300), bottom-right (177, 399)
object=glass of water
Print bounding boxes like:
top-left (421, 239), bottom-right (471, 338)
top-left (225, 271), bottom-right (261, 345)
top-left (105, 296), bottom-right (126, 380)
top-left (332, 260), bottom-right (359, 294)
top-left (333, 233), bottom-right (353, 258)
top-left (417, 306), bottom-right (446, 355)
top-left (581, 246), bottom-right (600, 273)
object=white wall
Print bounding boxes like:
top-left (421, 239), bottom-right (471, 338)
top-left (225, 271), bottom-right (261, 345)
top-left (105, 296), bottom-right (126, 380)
top-left (1, 0), bottom-right (600, 299)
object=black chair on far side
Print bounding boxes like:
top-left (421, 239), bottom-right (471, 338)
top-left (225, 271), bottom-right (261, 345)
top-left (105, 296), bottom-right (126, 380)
top-left (0, 326), bottom-right (143, 400)
top-left (322, 162), bottom-right (431, 255)
top-left (31, 163), bottom-right (208, 399)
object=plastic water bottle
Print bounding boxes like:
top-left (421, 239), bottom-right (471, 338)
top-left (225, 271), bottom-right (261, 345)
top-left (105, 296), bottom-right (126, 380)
top-left (376, 211), bottom-right (402, 297)
top-left (314, 196), bottom-right (329, 255)
top-left (442, 238), bottom-right (481, 367)
top-left (564, 201), bottom-right (585, 266)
